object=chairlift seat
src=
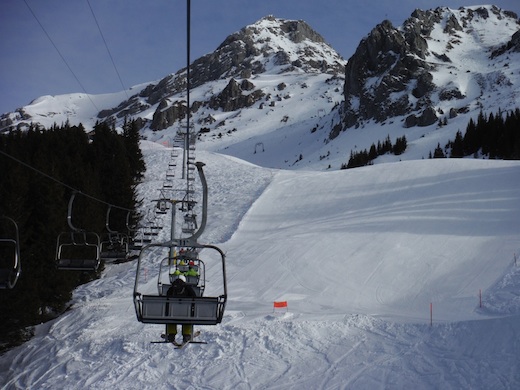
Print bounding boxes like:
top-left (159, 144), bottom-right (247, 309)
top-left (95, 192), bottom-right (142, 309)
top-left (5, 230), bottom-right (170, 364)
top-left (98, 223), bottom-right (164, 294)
top-left (100, 251), bottom-right (127, 261)
top-left (136, 295), bottom-right (225, 325)
top-left (57, 258), bottom-right (100, 271)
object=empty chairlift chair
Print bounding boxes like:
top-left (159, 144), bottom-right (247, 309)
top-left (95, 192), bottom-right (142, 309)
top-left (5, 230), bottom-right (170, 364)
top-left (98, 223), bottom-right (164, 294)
top-left (99, 206), bottom-right (129, 263)
top-left (55, 192), bottom-right (101, 271)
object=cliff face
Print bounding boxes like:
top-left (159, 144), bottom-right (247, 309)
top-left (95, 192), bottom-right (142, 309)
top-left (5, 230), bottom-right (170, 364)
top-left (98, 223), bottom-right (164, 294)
top-left (340, 6), bottom-right (520, 134)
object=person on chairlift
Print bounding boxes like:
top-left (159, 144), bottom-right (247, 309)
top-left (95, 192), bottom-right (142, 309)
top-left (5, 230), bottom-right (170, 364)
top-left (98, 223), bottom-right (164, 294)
top-left (166, 273), bottom-right (196, 343)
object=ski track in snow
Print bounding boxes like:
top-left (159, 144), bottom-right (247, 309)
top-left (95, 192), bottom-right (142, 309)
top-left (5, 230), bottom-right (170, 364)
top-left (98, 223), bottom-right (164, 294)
top-left (1, 143), bottom-right (520, 389)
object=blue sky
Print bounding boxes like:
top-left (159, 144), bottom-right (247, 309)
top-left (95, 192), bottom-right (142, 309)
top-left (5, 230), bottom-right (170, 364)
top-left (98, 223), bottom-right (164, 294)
top-left (1, 0), bottom-right (520, 115)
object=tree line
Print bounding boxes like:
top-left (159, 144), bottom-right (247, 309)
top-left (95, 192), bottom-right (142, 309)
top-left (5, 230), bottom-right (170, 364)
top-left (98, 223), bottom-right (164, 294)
top-left (341, 135), bottom-right (407, 169)
top-left (430, 109), bottom-right (520, 159)
top-left (0, 119), bottom-right (145, 351)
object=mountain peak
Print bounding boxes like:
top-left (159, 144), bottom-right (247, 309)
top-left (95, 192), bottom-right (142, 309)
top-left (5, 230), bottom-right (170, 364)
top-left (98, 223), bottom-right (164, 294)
top-left (340, 5), bottom-right (520, 132)
top-left (102, 16), bottom-right (345, 130)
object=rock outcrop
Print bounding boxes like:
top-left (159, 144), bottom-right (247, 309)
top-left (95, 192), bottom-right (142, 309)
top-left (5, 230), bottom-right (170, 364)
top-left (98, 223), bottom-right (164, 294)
top-left (339, 5), bottom-right (520, 135)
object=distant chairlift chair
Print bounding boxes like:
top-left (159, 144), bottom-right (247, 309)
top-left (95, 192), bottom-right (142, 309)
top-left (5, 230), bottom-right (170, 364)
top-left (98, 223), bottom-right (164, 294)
top-left (55, 192), bottom-right (101, 271)
top-left (99, 206), bottom-right (129, 263)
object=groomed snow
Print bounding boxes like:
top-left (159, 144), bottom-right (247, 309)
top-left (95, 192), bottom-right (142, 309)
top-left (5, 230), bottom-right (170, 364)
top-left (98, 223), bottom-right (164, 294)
top-left (1, 141), bottom-right (520, 389)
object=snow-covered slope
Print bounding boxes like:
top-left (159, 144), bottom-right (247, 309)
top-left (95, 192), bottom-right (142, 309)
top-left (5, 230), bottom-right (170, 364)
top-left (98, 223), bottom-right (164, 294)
top-left (1, 142), bottom-right (519, 389)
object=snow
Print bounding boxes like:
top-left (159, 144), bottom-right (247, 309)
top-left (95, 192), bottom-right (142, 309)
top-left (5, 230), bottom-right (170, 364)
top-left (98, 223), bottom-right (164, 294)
top-left (2, 7), bottom-right (520, 388)
top-left (1, 139), bottom-right (520, 389)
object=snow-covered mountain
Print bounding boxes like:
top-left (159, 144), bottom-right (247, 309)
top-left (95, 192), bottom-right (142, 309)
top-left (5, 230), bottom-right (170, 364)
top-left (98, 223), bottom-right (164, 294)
top-left (0, 15), bottom-right (345, 132)
top-left (2, 6), bottom-right (520, 388)
top-left (1, 5), bottom-right (520, 171)
top-left (340, 5), bottom-right (520, 131)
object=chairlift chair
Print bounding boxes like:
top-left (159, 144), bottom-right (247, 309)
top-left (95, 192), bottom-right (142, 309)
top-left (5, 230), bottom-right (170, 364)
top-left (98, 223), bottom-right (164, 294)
top-left (133, 241), bottom-right (226, 326)
top-left (157, 248), bottom-right (205, 297)
top-left (56, 231), bottom-right (101, 271)
top-left (126, 211), bottom-right (145, 251)
top-left (128, 227), bottom-right (146, 251)
top-left (134, 162), bottom-right (227, 327)
top-left (99, 206), bottom-right (129, 262)
top-left (0, 216), bottom-right (21, 289)
top-left (100, 232), bottom-right (129, 262)
top-left (55, 192), bottom-right (101, 271)
top-left (182, 213), bottom-right (197, 234)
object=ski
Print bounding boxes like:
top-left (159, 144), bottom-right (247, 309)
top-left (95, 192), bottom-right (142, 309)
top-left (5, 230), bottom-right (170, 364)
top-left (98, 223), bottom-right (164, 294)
top-left (175, 331), bottom-right (204, 349)
top-left (152, 330), bottom-right (204, 348)
top-left (175, 339), bottom-right (207, 349)
top-left (151, 340), bottom-right (181, 346)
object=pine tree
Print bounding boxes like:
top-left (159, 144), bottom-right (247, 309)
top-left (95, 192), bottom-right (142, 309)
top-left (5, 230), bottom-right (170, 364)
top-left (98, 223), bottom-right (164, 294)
top-left (433, 143), bottom-right (445, 158)
top-left (463, 117), bottom-right (478, 156)
top-left (450, 131), bottom-right (464, 158)
top-left (0, 120), bottom-right (144, 350)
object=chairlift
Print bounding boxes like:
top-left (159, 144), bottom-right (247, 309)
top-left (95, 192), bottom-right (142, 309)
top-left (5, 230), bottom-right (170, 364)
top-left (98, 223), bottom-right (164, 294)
top-left (156, 199), bottom-right (169, 214)
top-left (135, 0), bottom-right (228, 336)
top-left (134, 162), bottom-right (227, 329)
top-left (0, 216), bottom-right (21, 289)
top-left (182, 213), bottom-right (197, 234)
top-left (127, 211), bottom-right (145, 251)
top-left (99, 206), bottom-right (129, 263)
top-left (56, 192), bottom-right (101, 271)
top-left (134, 242), bottom-right (226, 326)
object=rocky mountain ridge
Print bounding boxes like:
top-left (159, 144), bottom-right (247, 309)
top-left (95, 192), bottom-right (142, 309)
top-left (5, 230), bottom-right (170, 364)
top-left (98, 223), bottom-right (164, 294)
top-left (1, 6), bottom-right (520, 170)
top-left (339, 5), bottom-right (520, 134)
top-left (98, 16), bottom-right (345, 131)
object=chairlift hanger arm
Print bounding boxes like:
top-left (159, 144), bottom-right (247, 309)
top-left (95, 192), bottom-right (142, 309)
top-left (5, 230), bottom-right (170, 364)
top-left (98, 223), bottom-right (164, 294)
top-left (184, 162), bottom-right (207, 242)
top-left (0, 216), bottom-right (21, 289)
top-left (67, 192), bottom-right (83, 232)
top-left (105, 205), bottom-right (117, 233)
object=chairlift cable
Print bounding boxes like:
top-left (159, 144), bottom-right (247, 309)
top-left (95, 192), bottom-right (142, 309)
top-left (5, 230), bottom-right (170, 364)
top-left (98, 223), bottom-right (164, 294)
top-left (86, 0), bottom-right (129, 100)
top-left (0, 149), bottom-right (132, 212)
top-left (23, 0), bottom-right (99, 112)
top-left (134, 0), bottom-right (227, 337)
